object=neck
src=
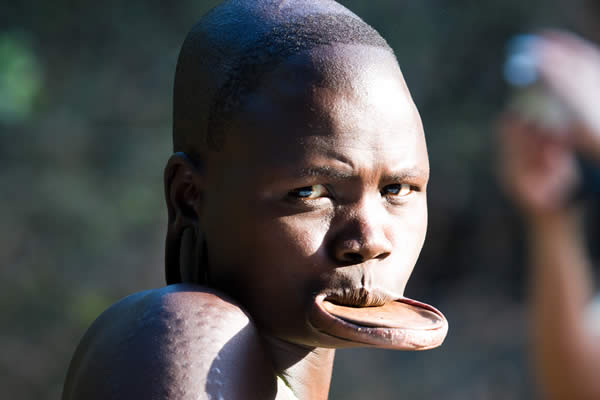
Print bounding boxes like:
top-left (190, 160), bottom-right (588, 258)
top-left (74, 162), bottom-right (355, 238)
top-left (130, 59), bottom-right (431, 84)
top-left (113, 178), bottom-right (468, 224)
top-left (261, 335), bottom-right (336, 400)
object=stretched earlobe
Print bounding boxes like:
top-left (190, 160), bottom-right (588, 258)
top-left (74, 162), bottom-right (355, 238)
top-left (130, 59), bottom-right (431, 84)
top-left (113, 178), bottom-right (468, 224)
top-left (164, 152), bottom-right (206, 285)
top-left (179, 227), bottom-right (208, 284)
top-left (179, 227), bottom-right (198, 283)
top-left (165, 222), bottom-right (184, 284)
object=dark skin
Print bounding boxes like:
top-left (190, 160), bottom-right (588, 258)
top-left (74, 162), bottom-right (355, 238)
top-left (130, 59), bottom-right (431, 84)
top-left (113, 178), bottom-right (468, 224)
top-left (63, 44), bottom-right (445, 400)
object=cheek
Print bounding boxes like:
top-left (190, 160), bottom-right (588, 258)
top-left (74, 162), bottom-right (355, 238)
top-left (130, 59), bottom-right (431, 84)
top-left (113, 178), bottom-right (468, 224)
top-left (414, 197), bottom-right (428, 251)
top-left (390, 199), bottom-right (428, 287)
top-left (207, 207), bottom-right (332, 287)
top-left (391, 197), bottom-right (427, 245)
top-left (261, 213), bottom-right (331, 262)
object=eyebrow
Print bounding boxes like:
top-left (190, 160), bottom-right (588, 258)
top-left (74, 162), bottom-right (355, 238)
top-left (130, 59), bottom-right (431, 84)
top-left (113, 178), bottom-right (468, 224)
top-left (298, 166), bottom-right (354, 180)
top-left (297, 166), bottom-right (429, 182)
top-left (384, 168), bottom-right (430, 182)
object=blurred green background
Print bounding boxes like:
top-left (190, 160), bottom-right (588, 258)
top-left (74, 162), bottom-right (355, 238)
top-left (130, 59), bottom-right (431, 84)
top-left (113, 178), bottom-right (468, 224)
top-left (2, 0), bottom-right (598, 398)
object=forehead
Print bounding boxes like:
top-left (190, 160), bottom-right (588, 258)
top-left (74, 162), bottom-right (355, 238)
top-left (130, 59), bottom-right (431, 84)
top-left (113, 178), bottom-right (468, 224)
top-left (216, 44), bottom-right (427, 175)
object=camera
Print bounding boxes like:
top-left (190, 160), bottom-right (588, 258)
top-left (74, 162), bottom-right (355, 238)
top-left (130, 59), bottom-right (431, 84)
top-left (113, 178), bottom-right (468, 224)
top-left (503, 34), bottom-right (572, 133)
top-left (503, 34), bottom-right (600, 197)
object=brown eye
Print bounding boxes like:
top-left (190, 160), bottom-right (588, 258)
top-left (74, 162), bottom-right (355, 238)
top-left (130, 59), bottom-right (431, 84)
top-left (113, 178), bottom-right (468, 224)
top-left (382, 183), bottom-right (413, 197)
top-left (288, 184), bottom-right (329, 199)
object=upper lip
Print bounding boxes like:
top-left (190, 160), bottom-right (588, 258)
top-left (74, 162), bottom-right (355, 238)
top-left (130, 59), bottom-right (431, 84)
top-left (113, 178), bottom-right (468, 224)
top-left (323, 287), bottom-right (400, 308)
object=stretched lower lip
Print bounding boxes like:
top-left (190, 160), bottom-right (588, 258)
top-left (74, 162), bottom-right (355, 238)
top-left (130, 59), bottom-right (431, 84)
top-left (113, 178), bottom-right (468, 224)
top-left (308, 294), bottom-right (448, 350)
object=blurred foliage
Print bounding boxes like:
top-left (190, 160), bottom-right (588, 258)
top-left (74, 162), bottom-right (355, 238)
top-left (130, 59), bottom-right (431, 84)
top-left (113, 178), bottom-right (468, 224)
top-left (0, 33), bottom-right (41, 122)
top-left (2, 0), bottom-right (598, 399)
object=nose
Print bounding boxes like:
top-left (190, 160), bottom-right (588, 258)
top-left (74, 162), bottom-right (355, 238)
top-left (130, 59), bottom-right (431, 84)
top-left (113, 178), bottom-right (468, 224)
top-left (330, 201), bottom-right (393, 264)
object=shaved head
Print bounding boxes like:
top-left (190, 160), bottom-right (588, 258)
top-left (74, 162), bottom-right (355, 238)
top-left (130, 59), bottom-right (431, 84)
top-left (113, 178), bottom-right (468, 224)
top-left (164, 0), bottom-right (446, 357)
top-left (173, 0), bottom-right (394, 153)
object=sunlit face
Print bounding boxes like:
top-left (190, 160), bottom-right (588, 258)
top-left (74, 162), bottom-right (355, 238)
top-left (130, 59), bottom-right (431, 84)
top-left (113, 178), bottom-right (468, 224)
top-left (200, 44), bottom-right (430, 347)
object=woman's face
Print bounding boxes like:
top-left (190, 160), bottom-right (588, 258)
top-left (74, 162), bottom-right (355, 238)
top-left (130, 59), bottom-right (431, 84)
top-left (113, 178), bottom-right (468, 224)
top-left (200, 44), bottom-right (436, 348)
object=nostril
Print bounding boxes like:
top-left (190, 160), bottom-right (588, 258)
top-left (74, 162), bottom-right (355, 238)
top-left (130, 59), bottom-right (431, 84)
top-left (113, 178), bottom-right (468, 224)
top-left (375, 252), bottom-right (390, 260)
top-left (342, 252), bottom-right (364, 264)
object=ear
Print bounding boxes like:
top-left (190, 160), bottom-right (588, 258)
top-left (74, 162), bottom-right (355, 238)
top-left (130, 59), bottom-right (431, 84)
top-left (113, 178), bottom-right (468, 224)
top-left (164, 152), bottom-right (204, 285)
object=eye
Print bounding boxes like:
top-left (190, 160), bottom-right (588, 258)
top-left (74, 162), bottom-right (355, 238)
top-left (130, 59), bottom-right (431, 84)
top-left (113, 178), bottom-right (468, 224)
top-left (382, 183), bottom-right (413, 197)
top-left (288, 184), bottom-right (329, 199)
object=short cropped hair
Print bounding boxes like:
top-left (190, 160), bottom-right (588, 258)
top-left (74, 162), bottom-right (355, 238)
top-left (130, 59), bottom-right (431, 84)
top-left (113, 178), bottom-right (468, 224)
top-left (173, 0), bottom-right (394, 153)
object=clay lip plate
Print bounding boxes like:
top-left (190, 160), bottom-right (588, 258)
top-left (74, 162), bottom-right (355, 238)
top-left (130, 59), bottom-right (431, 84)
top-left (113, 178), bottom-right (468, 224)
top-left (308, 294), bottom-right (448, 350)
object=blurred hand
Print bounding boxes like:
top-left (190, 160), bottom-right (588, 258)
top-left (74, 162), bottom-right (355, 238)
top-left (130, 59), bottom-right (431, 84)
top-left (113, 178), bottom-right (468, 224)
top-left (498, 116), bottom-right (580, 218)
top-left (537, 31), bottom-right (600, 160)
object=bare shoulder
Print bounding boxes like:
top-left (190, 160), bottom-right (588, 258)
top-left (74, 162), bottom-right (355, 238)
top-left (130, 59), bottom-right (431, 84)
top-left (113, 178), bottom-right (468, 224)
top-left (63, 284), bottom-right (277, 400)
